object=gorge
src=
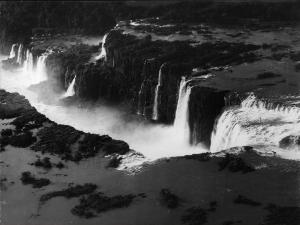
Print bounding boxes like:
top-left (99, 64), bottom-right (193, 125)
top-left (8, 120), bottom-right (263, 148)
top-left (1, 1), bottom-right (300, 225)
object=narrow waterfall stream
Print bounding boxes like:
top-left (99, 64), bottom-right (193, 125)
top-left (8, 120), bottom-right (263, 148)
top-left (16, 44), bottom-right (23, 64)
top-left (63, 75), bottom-right (76, 97)
top-left (95, 33), bottom-right (108, 61)
top-left (173, 77), bottom-right (192, 143)
top-left (9, 44), bottom-right (17, 59)
top-left (152, 64), bottom-right (165, 120)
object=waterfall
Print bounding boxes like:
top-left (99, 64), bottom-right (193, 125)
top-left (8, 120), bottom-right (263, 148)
top-left (23, 49), bottom-right (34, 73)
top-left (173, 77), bottom-right (192, 143)
top-left (35, 53), bottom-right (49, 83)
top-left (210, 93), bottom-right (300, 152)
top-left (152, 63), bottom-right (165, 120)
top-left (137, 80), bottom-right (145, 115)
top-left (9, 44), bottom-right (17, 59)
top-left (95, 33), bottom-right (108, 61)
top-left (16, 44), bottom-right (23, 64)
top-left (63, 75), bottom-right (76, 97)
top-left (210, 109), bottom-right (242, 152)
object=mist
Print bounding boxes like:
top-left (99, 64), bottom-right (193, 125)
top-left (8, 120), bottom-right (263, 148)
top-left (0, 54), bottom-right (207, 161)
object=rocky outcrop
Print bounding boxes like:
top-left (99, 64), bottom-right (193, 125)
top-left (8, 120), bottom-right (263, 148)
top-left (0, 89), bottom-right (131, 160)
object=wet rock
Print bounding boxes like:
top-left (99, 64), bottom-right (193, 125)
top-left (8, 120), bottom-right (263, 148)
top-left (40, 183), bottom-right (97, 203)
top-left (233, 195), bottom-right (262, 207)
top-left (159, 188), bottom-right (180, 209)
top-left (71, 192), bottom-right (136, 218)
top-left (218, 154), bottom-right (255, 173)
top-left (279, 135), bottom-right (300, 149)
top-left (263, 204), bottom-right (300, 225)
top-left (20, 171), bottom-right (50, 188)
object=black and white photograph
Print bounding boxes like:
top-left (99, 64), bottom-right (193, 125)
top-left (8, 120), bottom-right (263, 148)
top-left (0, 1), bottom-right (299, 224)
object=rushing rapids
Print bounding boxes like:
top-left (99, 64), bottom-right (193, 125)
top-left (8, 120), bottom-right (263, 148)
top-left (210, 93), bottom-right (300, 153)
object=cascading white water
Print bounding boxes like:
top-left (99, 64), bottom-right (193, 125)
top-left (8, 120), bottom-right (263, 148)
top-left (152, 63), bottom-right (165, 120)
top-left (63, 75), bottom-right (76, 97)
top-left (95, 33), bottom-right (108, 61)
top-left (16, 44), bottom-right (23, 64)
top-left (1, 51), bottom-right (207, 161)
top-left (35, 53), bottom-right (48, 83)
top-left (173, 77), bottom-right (192, 143)
top-left (9, 44), bottom-right (17, 59)
top-left (23, 49), bottom-right (34, 73)
top-left (210, 93), bottom-right (300, 153)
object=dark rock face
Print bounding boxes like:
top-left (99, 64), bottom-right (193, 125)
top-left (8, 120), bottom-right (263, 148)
top-left (188, 87), bottom-right (228, 147)
top-left (279, 135), bottom-right (300, 149)
top-left (45, 44), bottom-right (99, 89)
